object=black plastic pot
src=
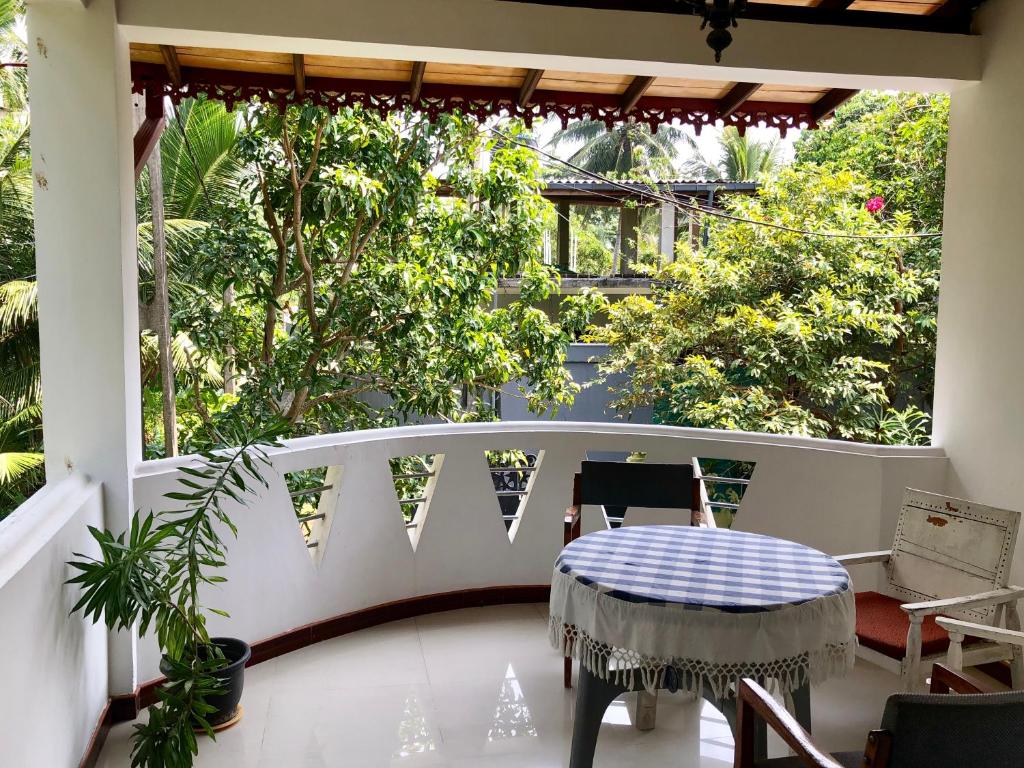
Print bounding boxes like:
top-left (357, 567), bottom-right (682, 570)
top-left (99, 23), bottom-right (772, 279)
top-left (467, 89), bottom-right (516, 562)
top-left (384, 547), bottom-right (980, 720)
top-left (160, 637), bottom-right (252, 726)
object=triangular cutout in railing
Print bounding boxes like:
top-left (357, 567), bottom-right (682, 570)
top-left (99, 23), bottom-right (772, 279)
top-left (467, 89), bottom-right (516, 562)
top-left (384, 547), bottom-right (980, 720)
top-left (694, 457), bottom-right (755, 529)
top-left (486, 449), bottom-right (540, 542)
top-left (390, 454), bottom-right (442, 550)
top-left (284, 465), bottom-right (342, 565)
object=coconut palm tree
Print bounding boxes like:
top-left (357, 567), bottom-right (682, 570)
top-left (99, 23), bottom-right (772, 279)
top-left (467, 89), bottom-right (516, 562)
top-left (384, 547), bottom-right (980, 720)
top-left (680, 126), bottom-right (783, 181)
top-left (136, 97), bottom-right (242, 456)
top-left (0, 115), bottom-right (40, 515)
top-left (547, 120), bottom-right (684, 177)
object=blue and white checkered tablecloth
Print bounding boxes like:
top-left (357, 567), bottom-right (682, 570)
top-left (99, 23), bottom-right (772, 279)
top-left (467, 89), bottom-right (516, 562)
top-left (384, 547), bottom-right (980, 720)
top-left (549, 525), bottom-right (856, 696)
top-left (556, 525), bottom-right (849, 613)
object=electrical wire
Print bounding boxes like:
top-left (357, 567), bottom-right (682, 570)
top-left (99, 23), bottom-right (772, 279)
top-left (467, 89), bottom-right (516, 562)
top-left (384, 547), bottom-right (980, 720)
top-left (488, 126), bottom-right (943, 241)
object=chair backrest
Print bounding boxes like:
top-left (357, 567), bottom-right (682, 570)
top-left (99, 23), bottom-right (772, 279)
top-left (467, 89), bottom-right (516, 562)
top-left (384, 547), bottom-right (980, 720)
top-left (886, 489), bottom-right (1021, 622)
top-left (880, 689), bottom-right (1024, 767)
top-left (577, 461), bottom-right (697, 527)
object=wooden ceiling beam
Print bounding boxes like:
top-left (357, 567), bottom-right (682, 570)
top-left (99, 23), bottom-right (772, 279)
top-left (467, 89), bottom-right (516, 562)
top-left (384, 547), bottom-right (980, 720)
top-left (518, 68), bottom-right (544, 107)
top-left (930, 0), bottom-right (975, 19)
top-left (719, 82), bottom-right (762, 119)
top-left (158, 44), bottom-right (182, 89)
top-left (293, 54), bottom-right (306, 97)
top-left (812, 88), bottom-right (858, 122)
top-left (620, 75), bottom-right (655, 114)
top-left (409, 61), bottom-right (426, 102)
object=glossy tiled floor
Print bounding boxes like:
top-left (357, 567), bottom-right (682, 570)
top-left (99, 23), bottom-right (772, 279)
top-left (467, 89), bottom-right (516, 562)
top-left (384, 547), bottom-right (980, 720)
top-left (97, 604), bottom-right (901, 767)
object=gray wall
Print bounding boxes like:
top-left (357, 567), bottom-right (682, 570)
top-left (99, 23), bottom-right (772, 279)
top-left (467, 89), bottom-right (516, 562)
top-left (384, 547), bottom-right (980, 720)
top-left (500, 343), bottom-right (653, 424)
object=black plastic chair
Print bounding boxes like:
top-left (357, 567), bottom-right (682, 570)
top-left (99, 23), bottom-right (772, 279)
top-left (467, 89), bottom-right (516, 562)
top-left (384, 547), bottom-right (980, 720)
top-left (562, 460), bottom-right (703, 688)
top-left (735, 663), bottom-right (1024, 768)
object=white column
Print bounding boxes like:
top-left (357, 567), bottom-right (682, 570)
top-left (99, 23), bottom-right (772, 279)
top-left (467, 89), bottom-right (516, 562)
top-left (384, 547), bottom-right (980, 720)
top-left (933, 0), bottom-right (1024, 582)
top-left (659, 200), bottom-right (676, 261)
top-left (26, 0), bottom-right (142, 695)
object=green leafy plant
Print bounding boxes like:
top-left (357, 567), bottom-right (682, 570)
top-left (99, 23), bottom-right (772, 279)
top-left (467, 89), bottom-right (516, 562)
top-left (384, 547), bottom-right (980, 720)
top-left (589, 165), bottom-right (933, 445)
top-left (67, 424), bottom-right (281, 767)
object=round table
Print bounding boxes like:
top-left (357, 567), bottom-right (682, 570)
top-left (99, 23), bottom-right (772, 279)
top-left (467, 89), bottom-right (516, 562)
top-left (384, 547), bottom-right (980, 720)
top-left (548, 525), bottom-right (856, 766)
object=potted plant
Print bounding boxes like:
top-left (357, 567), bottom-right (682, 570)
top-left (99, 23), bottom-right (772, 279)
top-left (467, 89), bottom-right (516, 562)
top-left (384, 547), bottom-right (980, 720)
top-left (68, 429), bottom-right (278, 767)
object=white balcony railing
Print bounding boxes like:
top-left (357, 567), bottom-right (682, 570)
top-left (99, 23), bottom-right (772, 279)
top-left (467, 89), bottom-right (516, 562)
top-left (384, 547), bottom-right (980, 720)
top-left (0, 474), bottom-right (108, 767)
top-left (133, 422), bottom-right (948, 682)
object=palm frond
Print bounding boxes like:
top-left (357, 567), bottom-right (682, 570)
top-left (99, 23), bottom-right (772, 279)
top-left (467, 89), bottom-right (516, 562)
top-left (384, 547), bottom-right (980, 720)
top-left (0, 450), bottom-right (42, 485)
top-left (0, 278), bottom-right (36, 331)
top-left (0, 360), bottom-right (39, 417)
top-left (158, 98), bottom-right (242, 220)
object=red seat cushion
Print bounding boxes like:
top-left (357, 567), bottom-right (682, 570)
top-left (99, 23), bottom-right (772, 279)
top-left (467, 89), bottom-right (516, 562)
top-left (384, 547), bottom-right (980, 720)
top-left (855, 591), bottom-right (976, 660)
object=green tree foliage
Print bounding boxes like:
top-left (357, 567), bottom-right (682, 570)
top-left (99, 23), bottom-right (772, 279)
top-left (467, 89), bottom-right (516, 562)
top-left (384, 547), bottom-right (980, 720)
top-left (795, 91), bottom-right (949, 407)
top-left (572, 216), bottom-right (613, 276)
top-left (166, 106), bottom-right (589, 449)
top-left (795, 92), bottom-right (948, 233)
top-left (590, 166), bottom-right (934, 445)
top-left (680, 126), bottom-right (784, 181)
top-left (0, 110), bottom-right (40, 514)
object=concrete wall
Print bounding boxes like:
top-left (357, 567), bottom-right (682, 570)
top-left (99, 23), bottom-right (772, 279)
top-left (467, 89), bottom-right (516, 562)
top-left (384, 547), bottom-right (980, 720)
top-left (933, 0), bottom-right (1024, 583)
top-left (0, 477), bottom-right (108, 768)
top-left (500, 344), bottom-right (652, 424)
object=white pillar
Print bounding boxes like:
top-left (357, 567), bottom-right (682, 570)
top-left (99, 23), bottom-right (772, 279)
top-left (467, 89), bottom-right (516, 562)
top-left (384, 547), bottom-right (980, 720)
top-left (933, 0), bottom-right (1024, 582)
top-left (659, 200), bottom-right (676, 261)
top-left (26, 0), bottom-right (142, 695)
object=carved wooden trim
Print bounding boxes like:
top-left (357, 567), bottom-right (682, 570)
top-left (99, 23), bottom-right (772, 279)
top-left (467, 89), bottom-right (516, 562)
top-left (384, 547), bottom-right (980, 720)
top-left (131, 62), bottom-right (815, 136)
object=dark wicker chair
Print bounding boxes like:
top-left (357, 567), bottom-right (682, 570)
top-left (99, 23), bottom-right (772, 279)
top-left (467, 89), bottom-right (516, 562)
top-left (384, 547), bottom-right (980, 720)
top-left (735, 663), bottom-right (1024, 768)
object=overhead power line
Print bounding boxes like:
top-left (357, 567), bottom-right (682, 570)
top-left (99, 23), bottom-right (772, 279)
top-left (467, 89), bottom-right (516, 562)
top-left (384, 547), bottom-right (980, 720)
top-left (488, 126), bottom-right (943, 242)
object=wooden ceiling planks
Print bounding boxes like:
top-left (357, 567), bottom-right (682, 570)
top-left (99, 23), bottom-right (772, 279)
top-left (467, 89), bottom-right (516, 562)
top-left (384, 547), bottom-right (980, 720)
top-left (130, 46), bottom-right (834, 106)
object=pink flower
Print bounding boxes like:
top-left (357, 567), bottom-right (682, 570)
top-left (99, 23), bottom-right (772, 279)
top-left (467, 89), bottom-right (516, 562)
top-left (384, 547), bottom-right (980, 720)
top-left (866, 196), bottom-right (886, 214)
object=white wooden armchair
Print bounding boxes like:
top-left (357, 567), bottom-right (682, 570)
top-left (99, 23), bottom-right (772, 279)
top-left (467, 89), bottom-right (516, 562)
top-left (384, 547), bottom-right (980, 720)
top-left (836, 489), bottom-right (1024, 691)
top-left (937, 616), bottom-right (1024, 689)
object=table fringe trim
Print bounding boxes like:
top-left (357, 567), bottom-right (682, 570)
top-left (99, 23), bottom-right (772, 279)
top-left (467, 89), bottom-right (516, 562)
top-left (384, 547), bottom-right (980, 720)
top-left (550, 616), bottom-right (855, 699)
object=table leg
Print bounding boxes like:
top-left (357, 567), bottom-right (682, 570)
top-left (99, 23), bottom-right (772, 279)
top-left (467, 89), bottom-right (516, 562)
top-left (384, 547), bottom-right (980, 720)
top-left (569, 666), bottom-right (629, 768)
top-left (790, 682), bottom-right (812, 733)
top-left (632, 690), bottom-right (658, 731)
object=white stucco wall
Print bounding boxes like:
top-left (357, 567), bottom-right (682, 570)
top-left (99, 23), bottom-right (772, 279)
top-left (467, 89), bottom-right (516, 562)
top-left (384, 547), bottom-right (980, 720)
top-left (26, 0), bottom-right (142, 695)
top-left (933, 0), bottom-right (1024, 583)
top-left (0, 477), bottom-right (108, 768)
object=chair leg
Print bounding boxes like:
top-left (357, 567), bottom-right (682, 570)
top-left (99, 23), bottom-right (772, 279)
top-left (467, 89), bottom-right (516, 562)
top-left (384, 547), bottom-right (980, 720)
top-left (903, 615), bottom-right (924, 692)
top-left (789, 682), bottom-right (812, 733)
top-left (569, 665), bottom-right (629, 768)
top-left (564, 656), bottom-right (573, 689)
top-left (946, 630), bottom-right (965, 672)
top-left (1010, 647), bottom-right (1024, 690)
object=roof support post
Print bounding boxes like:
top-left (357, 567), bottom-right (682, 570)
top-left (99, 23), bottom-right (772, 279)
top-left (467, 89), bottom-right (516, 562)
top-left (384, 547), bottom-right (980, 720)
top-left (557, 201), bottom-right (570, 273)
top-left (659, 200), bottom-right (676, 262)
top-left (26, 0), bottom-right (142, 698)
top-left (619, 205), bottom-right (639, 276)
